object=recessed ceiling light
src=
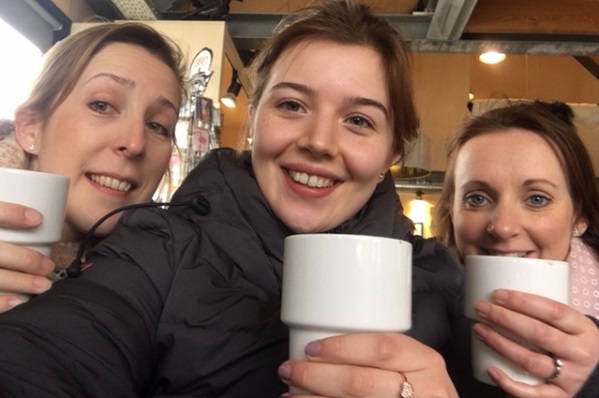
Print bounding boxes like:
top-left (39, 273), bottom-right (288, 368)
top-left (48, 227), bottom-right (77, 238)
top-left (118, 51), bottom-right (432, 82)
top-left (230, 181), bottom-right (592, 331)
top-left (479, 52), bottom-right (506, 64)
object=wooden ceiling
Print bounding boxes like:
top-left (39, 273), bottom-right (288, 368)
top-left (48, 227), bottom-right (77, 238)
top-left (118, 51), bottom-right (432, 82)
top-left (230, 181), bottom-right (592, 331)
top-left (85, 0), bottom-right (599, 77)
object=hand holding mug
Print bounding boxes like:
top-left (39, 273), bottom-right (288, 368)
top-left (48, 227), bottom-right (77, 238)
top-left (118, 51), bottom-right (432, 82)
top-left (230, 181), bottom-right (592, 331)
top-left (278, 332), bottom-right (459, 398)
top-left (0, 168), bottom-right (68, 309)
top-left (0, 201), bottom-right (55, 311)
top-left (472, 289), bottom-right (599, 398)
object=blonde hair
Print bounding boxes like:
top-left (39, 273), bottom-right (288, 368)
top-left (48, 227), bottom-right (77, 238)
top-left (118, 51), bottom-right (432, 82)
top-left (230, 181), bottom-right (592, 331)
top-left (18, 23), bottom-right (187, 127)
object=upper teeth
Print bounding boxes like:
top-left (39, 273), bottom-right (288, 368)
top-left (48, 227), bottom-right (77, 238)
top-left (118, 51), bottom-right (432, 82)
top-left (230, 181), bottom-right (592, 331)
top-left (91, 175), bottom-right (132, 192)
top-left (289, 170), bottom-right (334, 188)
top-left (488, 252), bottom-right (526, 257)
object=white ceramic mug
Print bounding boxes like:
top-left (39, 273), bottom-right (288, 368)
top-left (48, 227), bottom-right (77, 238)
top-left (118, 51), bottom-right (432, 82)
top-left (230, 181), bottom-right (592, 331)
top-left (0, 168), bottom-right (69, 256)
top-left (464, 255), bottom-right (569, 386)
top-left (281, 234), bottom-right (412, 393)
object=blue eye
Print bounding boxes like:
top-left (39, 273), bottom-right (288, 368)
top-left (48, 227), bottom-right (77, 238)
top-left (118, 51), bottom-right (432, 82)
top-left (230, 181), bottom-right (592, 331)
top-left (146, 122), bottom-right (171, 138)
top-left (527, 195), bottom-right (549, 207)
top-left (89, 100), bottom-right (113, 114)
top-left (464, 194), bottom-right (487, 207)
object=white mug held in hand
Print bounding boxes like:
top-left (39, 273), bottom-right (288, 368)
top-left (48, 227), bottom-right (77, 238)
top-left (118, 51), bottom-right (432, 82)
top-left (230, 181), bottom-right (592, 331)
top-left (0, 168), bottom-right (69, 256)
top-left (281, 234), bottom-right (412, 393)
top-left (463, 255), bottom-right (569, 386)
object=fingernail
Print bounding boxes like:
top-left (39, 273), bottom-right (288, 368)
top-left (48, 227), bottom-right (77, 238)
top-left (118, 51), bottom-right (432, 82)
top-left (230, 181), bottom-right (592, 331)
top-left (472, 323), bottom-right (489, 340)
top-left (474, 301), bottom-right (491, 318)
top-left (33, 276), bottom-right (51, 291)
top-left (278, 361), bottom-right (291, 382)
top-left (41, 257), bottom-right (56, 274)
top-left (24, 208), bottom-right (42, 224)
top-left (7, 298), bottom-right (25, 309)
top-left (305, 340), bottom-right (321, 357)
top-left (492, 289), bottom-right (510, 303)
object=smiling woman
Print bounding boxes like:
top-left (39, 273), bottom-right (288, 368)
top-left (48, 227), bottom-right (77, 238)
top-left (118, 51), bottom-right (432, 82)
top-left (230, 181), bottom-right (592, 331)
top-left (0, 22), bottom-right (186, 313)
top-left (0, 18), bottom-right (42, 120)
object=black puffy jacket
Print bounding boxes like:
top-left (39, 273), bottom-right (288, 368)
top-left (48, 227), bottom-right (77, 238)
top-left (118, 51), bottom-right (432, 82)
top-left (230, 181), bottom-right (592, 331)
top-left (0, 149), bottom-right (462, 397)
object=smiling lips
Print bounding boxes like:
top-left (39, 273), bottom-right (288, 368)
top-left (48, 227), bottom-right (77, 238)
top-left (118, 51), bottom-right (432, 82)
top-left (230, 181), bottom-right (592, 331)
top-left (89, 174), bottom-right (133, 192)
top-left (288, 170), bottom-right (335, 188)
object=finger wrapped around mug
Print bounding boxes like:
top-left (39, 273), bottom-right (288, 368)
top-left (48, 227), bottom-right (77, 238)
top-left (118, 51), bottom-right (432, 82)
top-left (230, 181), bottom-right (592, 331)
top-left (278, 332), bottom-right (458, 398)
top-left (473, 290), bottom-right (599, 397)
top-left (0, 241), bottom-right (54, 312)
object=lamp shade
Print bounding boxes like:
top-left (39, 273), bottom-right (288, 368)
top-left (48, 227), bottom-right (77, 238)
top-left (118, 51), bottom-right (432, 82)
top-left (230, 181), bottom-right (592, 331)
top-left (391, 134), bottom-right (430, 179)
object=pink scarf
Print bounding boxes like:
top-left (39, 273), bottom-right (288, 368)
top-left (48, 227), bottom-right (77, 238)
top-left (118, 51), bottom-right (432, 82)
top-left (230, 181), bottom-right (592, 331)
top-left (567, 237), bottom-right (599, 319)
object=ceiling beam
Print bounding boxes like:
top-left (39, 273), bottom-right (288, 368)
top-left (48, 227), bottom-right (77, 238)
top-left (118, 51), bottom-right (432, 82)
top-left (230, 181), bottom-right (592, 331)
top-left (427, 0), bottom-right (478, 40)
top-left (574, 56), bottom-right (599, 80)
top-left (412, 39), bottom-right (599, 56)
top-left (224, 12), bottom-right (599, 56)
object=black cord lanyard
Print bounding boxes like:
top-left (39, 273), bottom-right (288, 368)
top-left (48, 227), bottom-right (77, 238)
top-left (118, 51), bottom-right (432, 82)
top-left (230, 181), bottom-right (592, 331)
top-left (66, 196), bottom-right (210, 278)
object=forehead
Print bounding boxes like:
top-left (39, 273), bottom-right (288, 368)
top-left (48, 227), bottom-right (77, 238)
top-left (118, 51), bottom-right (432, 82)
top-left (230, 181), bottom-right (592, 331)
top-left (77, 42), bottom-right (180, 97)
top-left (455, 128), bottom-right (568, 184)
top-left (269, 39), bottom-right (388, 93)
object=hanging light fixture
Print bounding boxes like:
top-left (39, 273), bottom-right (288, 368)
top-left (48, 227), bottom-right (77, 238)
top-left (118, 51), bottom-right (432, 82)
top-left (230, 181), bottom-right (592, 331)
top-left (391, 134), bottom-right (431, 180)
top-left (220, 69), bottom-right (242, 108)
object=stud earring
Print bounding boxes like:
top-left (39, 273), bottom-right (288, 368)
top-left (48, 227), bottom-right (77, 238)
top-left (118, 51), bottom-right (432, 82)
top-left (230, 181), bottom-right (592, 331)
top-left (573, 228), bottom-right (581, 237)
top-left (379, 173), bottom-right (385, 181)
top-left (27, 143), bottom-right (35, 152)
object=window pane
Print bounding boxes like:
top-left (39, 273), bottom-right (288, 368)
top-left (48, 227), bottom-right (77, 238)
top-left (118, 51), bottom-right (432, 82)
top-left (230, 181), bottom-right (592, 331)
top-left (0, 17), bottom-right (42, 120)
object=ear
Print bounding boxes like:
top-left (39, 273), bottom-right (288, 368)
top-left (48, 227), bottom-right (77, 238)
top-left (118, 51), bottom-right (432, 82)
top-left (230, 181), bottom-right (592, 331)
top-left (383, 149), bottom-right (400, 175)
top-left (575, 217), bottom-right (588, 236)
top-left (14, 108), bottom-right (42, 155)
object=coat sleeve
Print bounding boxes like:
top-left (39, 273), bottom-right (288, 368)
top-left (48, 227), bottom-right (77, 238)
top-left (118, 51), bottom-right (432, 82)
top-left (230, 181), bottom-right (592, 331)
top-left (574, 316), bottom-right (599, 398)
top-left (0, 208), bottom-right (196, 397)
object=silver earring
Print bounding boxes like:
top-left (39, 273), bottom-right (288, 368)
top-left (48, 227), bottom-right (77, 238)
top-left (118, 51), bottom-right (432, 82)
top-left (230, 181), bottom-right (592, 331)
top-left (379, 173), bottom-right (385, 181)
top-left (27, 143), bottom-right (35, 151)
top-left (573, 228), bottom-right (581, 237)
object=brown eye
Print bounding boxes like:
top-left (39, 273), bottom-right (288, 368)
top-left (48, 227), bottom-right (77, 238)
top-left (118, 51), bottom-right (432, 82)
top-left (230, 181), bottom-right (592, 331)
top-left (279, 100), bottom-right (302, 112)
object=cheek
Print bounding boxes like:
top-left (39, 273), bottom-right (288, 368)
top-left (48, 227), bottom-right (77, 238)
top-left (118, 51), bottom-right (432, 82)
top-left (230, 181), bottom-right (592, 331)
top-left (452, 210), bottom-right (484, 245)
top-left (345, 141), bottom-right (392, 181)
top-left (534, 218), bottom-right (573, 259)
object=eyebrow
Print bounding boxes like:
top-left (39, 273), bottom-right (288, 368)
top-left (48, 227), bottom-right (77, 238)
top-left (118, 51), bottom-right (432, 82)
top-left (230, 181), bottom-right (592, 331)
top-left (522, 178), bottom-right (559, 189)
top-left (87, 72), bottom-right (135, 87)
top-left (86, 72), bottom-right (179, 114)
top-left (271, 81), bottom-right (389, 117)
top-left (458, 178), bottom-right (559, 191)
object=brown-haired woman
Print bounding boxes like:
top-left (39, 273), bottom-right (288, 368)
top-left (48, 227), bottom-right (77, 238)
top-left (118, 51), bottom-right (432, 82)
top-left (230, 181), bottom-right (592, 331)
top-left (0, 1), bottom-right (461, 396)
top-left (436, 101), bottom-right (599, 397)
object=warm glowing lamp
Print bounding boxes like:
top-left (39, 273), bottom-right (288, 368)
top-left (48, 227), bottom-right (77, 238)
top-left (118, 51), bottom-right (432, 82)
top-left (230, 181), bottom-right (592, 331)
top-left (479, 52), bottom-right (506, 64)
top-left (406, 190), bottom-right (432, 237)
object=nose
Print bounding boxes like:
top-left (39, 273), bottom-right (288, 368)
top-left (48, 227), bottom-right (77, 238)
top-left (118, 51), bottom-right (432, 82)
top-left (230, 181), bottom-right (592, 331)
top-left (296, 114), bottom-right (339, 158)
top-left (486, 202), bottom-right (522, 239)
top-left (114, 119), bottom-right (147, 158)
